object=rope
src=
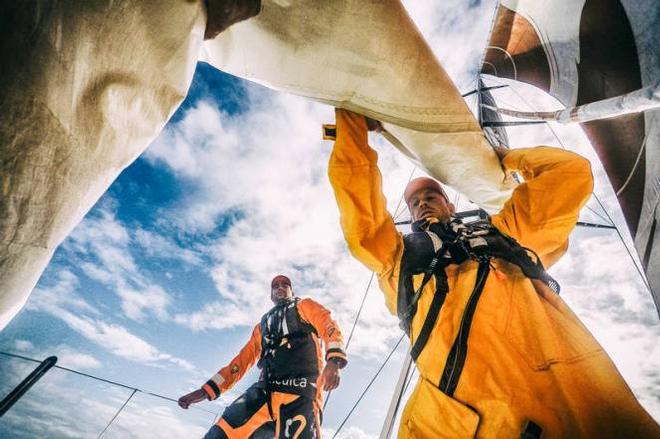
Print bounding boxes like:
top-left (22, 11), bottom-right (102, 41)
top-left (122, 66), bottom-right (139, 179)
top-left (382, 364), bottom-right (417, 439)
top-left (584, 204), bottom-right (614, 226)
top-left (392, 165), bottom-right (418, 221)
top-left (331, 335), bottom-right (405, 439)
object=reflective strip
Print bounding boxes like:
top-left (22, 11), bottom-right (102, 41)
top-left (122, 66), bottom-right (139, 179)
top-left (327, 341), bottom-right (344, 350)
top-left (210, 373), bottom-right (225, 386)
top-left (202, 383), bottom-right (217, 400)
top-left (326, 350), bottom-right (347, 361)
top-left (282, 308), bottom-right (290, 335)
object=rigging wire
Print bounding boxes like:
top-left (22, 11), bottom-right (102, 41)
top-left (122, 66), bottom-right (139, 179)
top-left (97, 388), bottom-right (137, 439)
top-left (591, 196), bottom-right (652, 291)
top-left (484, 76), bottom-right (651, 292)
top-left (323, 272), bottom-right (374, 411)
top-left (331, 335), bottom-right (405, 439)
top-left (392, 165), bottom-right (418, 221)
top-left (326, 161), bottom-right (416, 415)
top-left (0, 351), bottom-right (218, 417)
top-left (584, 204), bottom-right (614, 226)
top-left (325, 162), bottom-right (416, 410)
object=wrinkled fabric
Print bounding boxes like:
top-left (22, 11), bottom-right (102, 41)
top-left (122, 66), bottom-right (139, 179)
top-left (328, 109), bottom-right (660, 438)
top-left (1, 0), bottom-right (512, 330)
top-left (0, 0), bottom-right (205, 329)
top-left (204, 0), bottom-right (512, 211)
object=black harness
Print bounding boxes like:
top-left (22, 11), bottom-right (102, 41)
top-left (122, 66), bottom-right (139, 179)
top-left (397, 210), bottom-right (559, 367)
top-left (257, 298), bottom-right (319, 402)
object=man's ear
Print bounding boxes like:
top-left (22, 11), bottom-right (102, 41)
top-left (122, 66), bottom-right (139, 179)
top-left (448, 203), bottom-right (456, 215)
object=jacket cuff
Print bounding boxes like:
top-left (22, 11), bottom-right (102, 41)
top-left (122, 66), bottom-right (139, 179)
top-left (326, 348), bottom-right (348, 369)
top-left (204, 372), bottom-right (226, 400)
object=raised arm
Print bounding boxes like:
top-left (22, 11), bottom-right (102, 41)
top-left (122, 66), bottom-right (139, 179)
top-left (492, 146), bottom-right (594, 267)
top-left (327, 109), bottom-right (404, 313)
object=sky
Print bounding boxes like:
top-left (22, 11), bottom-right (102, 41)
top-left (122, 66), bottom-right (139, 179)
top-left (1, 1), bottom-right (658, 438)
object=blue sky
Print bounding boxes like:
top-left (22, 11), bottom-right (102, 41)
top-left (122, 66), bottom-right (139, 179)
top-left (1, 1), bottom-right (659, 438)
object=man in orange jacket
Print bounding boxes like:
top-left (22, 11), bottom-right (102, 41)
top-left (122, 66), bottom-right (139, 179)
top-left (178, 275), bottom-right (348, 439)
top-left (327, 108), bottom-right (659, 438)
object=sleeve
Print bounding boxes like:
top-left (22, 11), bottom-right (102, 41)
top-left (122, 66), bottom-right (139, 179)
top-left (298, 298), bottom-right (348, 368)
top-left (327, 108), bottom-right (404, 314)
top-left (201, 324), bottom-right (262, 400)
top-left (491, 146), bottom-right (594, 268)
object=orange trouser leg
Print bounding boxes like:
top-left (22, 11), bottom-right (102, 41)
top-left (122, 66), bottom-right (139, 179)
top-left (216, 403), bottom-right (272, 439)
top-left (272, 392), bottom-right (321, 439)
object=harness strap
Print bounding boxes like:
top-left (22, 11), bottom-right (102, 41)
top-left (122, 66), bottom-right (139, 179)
top-left (438, 260), bottom-right (490, 396)
top-left (410, 274), bottom-right (448, 361)
top-left (399, 251), bottom-right (443, 331)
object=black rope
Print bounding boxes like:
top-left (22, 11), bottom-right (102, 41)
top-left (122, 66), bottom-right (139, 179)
top-left (0, 351), bottom-right (217, 416)
top-left (331, 335), bottom-right (405, 439)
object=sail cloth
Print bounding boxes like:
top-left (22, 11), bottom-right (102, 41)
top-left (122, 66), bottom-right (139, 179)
top-left (0, 1), bottom-right (206, 329)
top-left (202, 0), bottom-right (512, 210)
top-left (0, 0), bottom-right (512, 329)
top-left (481, 0), bottom-right (660, 313)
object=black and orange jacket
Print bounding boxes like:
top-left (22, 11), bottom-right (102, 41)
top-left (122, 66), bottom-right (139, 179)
top-left (202, 297), bottom-right (347, 401)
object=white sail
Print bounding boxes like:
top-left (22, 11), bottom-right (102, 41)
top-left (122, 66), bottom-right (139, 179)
top-left (0, 0), bottom-right (205, 328)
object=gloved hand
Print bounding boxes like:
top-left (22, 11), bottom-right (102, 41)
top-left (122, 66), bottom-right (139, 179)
top-left (178, 388), bottom-right (210, 409)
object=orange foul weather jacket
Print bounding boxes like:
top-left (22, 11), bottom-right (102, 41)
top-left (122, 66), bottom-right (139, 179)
top-left (201, 297), bottom-right (347, 407)
top-left (328, 109), bottom-right (659, 438)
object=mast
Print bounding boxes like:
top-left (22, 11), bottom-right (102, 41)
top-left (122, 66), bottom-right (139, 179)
top-left (379, 348), bottom-right (413, 439)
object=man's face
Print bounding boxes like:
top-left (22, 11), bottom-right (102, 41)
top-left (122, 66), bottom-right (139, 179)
top-left (408, 188), bottom-right (455, 223)
top-left (271, 279), bottom-right (293, 303)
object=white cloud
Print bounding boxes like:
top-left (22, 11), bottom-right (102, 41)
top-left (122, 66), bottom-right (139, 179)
top-left (149, 92), bottom-right (409, 359)
top-left (29, 272), bottom-right (193, 371)
top-left (117, 284), bottom-right (172, 321)
top-left (53, 345), bottom-right (103, 370)
top-left (61, 209), bottom-right (176, 322)
top-left (0, 363), bottom-right (211, 439)
top-left (56, 311), bottom-right (192, 369)
top-left (14, 339), bottom-right (34, 351)
top-left (134, 229), bottom-right (204, 266)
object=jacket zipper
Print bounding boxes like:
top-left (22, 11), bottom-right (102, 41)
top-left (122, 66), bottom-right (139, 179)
top-left (439, 261), bottom-right (490, 396)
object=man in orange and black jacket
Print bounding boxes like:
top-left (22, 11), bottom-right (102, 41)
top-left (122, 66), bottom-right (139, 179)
top-left (178, 275), bottom-right (347, 439)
